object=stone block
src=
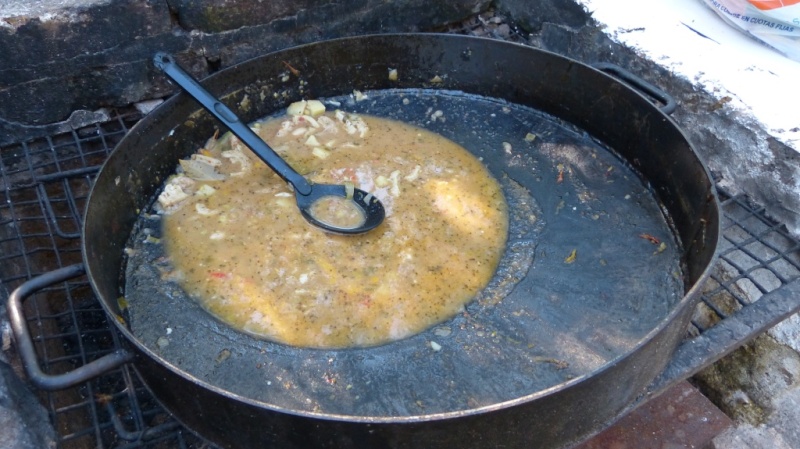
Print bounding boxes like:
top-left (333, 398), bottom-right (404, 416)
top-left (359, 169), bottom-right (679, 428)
top-left (0, 0), bottom-right (490, 128)
top-left (1, 0), bottom-right (178, 126)
top-left (494, 0), bottom-right (590, 33)
top-left (0, 285), bottom-right (57, 449)
top-left (0, 361), bottom-right (56, 449)
top-left (166, 0), bottom-right (486, 34)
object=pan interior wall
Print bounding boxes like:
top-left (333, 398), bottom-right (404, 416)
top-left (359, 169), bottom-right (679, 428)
top-left (124, 88), bottom-right (683, 417)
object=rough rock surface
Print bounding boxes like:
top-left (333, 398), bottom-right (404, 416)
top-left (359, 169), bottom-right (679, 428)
top-left (697, 335), bottom-right (800, 449)
top-left (0, 361), bottom-right (56, 449)
top-left (0, 283), bottom-right (57, 449)
top-left (0, 0), bottom-right (490, 127)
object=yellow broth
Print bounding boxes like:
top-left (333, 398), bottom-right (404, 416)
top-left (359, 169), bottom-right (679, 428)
top-left (158, 111), bottom-right (508, 348)
top-left (308, 194), bottom-right (366, 229)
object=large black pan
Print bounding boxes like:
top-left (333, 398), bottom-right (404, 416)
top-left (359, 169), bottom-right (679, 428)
top-left (11, 34), bottom-right (720, 448)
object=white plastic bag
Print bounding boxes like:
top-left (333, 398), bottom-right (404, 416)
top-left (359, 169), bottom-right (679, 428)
top-left (701, 0), bottom-right (800, 61)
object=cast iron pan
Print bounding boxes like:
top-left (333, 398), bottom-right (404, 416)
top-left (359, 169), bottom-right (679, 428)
top-left (12, 34), bottom-right (721, 448)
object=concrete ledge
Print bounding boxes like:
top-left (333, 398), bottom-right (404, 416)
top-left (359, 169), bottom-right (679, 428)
top-left (0, 0), bottom-right (489, 126)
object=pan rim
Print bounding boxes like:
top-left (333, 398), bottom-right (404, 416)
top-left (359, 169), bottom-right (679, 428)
top-left (84, 32), bottom-right (721, 424)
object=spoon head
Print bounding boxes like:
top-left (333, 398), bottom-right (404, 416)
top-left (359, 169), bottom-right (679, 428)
top-left (295, 184), bottom-right (385, 235)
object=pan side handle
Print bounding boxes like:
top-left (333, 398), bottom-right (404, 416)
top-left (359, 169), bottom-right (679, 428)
top-left (646, 280), bottom-right (800, 398)
top-left (7, 264), bottom-right (134, 390)
top-left (591, 63), bottom-right (678, 114)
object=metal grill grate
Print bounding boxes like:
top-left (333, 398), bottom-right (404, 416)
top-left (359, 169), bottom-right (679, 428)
top-left (1, 110), bottom-right (214, 448)
top-left (1, 110), bottom-right (799, 448)
top-left (691, 189), bottom-right (800, 335)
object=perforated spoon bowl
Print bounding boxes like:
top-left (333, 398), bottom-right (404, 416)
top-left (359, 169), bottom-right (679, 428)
top-left (153, 52), bottom-right (385, 235)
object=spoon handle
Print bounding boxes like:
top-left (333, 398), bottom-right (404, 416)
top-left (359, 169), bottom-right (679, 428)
top-left (153, 53), bottom-right (312, 195)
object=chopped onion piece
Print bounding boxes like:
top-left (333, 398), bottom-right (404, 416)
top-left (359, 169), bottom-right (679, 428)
top-left (305, 100), bottom-right (326, 117)
top-left (179, 159), bottom-right (225, 181)
top-left (389, 170), bottom-right (401, 197)
top-left (375, 175), bottom-right (389, 187)
top-left (286, 100), bottom-right (306, 116)
top-left (303, 115), bottom-right (320, 128)
top-left (275, 197), bottom-right (293, 208)
top-left (196, 184), bottom-right (217, 197)
top-left (276, 120), bottom-right (293, 137)
top-left (192, 154), bottom-right (222, 166)
top-left (158, 184), bottom-right (189, 207)
top-left (195, 203), bottom-right (219, 216)
top-left (404, 165), bottom-right (421, 181)
top-left (317, 116), bottom-right (338, 135)
top-left (312, 147), bottom-right (331, 159)
top-left (344, 182), bottom-right (355, 200)
top-left (221, 148), bottom-right (252, 176)
top-left (305, 135), bottom-right (321, 146)
top-left (287, 100), bottom-right (326, 117)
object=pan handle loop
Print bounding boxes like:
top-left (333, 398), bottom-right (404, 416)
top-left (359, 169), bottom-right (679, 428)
top-left (591, 63), bottom-right (677, 115)
top-left (6, 264), bottom-right (134, 390)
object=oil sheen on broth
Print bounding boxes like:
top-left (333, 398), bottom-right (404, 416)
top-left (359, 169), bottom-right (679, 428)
top-left (157, 103), bottom-right (508, 348)
top-left (309, 194), bottom-right (366, 228)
